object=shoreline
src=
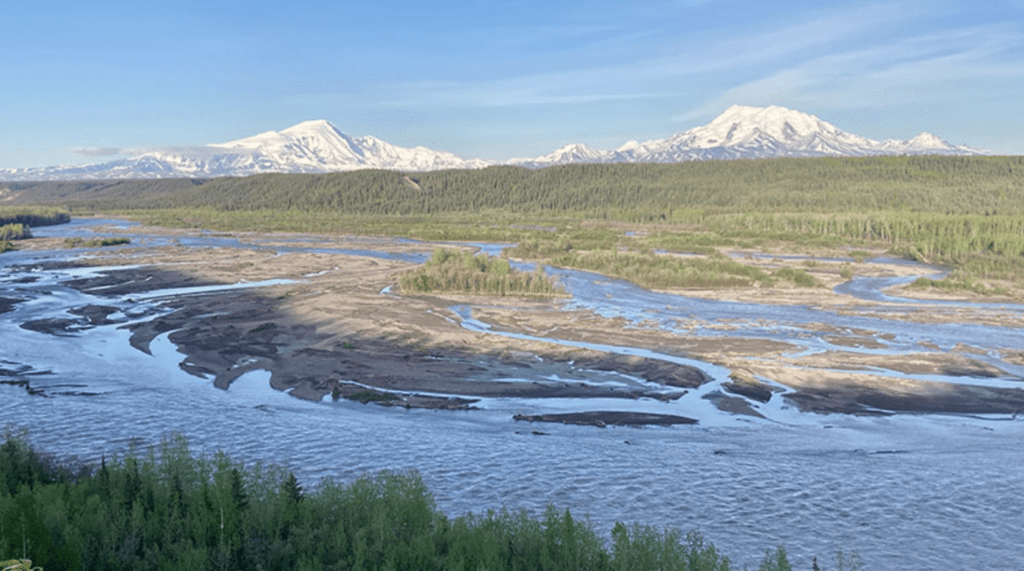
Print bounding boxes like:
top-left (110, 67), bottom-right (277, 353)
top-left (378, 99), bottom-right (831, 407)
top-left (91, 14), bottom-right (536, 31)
top-left (6, 223), bottom-right (1024, 424)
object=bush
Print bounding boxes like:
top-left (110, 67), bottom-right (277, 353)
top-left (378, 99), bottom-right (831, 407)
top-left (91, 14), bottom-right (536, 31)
top-left (62, 237), bottom-right (131, 249)
top-left (400, 248), bottom-right (564, 296)
top-left (0, 224), bottom-right (31, 241)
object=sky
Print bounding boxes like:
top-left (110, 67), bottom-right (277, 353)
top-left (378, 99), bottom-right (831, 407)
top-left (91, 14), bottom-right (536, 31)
top-left (2, 0), bottom-right (1022, 169)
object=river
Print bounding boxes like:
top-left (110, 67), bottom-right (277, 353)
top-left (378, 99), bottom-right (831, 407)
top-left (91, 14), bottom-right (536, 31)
top-left (2, 219), bottom-right (1023, 570)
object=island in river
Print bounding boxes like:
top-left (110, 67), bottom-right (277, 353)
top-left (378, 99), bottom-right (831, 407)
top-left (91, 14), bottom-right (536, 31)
top-left (7, 220), bottom-right (1024, 426)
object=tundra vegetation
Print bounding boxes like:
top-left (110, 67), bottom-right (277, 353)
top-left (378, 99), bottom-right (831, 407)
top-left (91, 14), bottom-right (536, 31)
top-left (398, 247), bottom-right (564, 296)
top-left (0, 207), bottom-right (70, 228)
top-left (61, 237), bottom-right (131, 249)
top-left (5, 156), bottom-right (1022, 296)
top-left (0, 207), bottom-right (71, 253)
top-left (0, 433), bottom-right (861, 571)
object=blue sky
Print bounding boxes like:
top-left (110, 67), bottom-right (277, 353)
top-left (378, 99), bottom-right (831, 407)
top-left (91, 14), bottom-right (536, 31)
top-left (2, 0), bottom-right (1022, 168)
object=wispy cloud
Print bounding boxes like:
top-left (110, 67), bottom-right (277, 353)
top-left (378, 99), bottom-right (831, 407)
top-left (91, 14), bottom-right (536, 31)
top-left (675, 22), bottom-right (1024, 122)
top-left (387, 2), bottom-right (929, 111)
top-left (73, 147), bottom-right (125, 157)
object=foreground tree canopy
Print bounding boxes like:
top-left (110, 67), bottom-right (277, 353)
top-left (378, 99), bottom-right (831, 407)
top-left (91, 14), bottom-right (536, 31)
top-left (0, 433), bottom-right (862, 571)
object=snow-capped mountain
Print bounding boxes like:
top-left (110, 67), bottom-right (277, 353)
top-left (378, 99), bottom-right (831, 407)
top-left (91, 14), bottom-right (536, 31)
top-left (510, 105), bottom-right (985, 167)
top-left (0, 120), bottom-right (491, 181)
top-left (0, 106), bottom-right (987, 181)
top-left (507, 143), bottom-right (618, 168)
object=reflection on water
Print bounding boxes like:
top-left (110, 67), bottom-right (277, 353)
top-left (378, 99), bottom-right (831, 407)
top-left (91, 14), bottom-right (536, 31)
top-left (2, 220), bottom-right (1023, 570)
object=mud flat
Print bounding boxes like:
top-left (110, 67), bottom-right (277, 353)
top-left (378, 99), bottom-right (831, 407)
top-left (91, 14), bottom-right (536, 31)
top-left (11, 223), bottom-right (1024, 424)
top-left (12, 230), bottom-right (707, 426)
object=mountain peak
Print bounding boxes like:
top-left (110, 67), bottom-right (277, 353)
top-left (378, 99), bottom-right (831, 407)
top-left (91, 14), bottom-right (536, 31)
top-left (702, 105), bottom-right (837, 144)
top-left (0, 107), bottom-right (988, 181)
top-left (507, 141), bottom-right (615, 167)
top-left (906, 132), bottom-right (946, 147)
top-left (281, 119), bottom-right (343, 138)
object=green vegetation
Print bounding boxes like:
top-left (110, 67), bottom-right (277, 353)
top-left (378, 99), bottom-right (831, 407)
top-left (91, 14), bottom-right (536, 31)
top-left (0, 207), bottom-right (71, 255)
top-left (0, 225), bottom-right (31, 242)
top-left (7, 155), bottom-right (1024, 295)
top-left (11, 156), bottom-right (1024, 216)
top-left (909, 275), bottom-right (1011, 297)
top-left (399, 247), bottom-right (564, 296)
top-left (0, 432), bottom-right (860, 571)
top-left (62, 237), bottom-right (131, 249)
top-left (550, 249), bottom-right (773, 289)
top-left (0, 207), bottom-right (70, 228)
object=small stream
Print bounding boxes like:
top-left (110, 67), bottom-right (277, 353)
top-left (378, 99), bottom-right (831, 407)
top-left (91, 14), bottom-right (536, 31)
top-left (2, 219), bottom-right (1023, 570)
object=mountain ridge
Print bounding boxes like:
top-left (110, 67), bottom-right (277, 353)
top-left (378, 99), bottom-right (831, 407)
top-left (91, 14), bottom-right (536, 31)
top-left (508, 105), bottom-right (985, 168)
top-left (0, 105), bottom-right (988, 180)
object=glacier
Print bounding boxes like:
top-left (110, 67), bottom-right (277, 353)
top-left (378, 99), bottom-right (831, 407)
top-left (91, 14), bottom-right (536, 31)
top-left (0, 106), bottom-right (987, 181)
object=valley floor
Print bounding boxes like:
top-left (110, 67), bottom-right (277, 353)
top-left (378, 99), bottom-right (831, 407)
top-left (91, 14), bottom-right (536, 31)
top-left (13, 221), bottom-right (1024, 424)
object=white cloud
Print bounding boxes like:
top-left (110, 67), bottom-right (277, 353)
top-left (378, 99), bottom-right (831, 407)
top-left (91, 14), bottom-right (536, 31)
top-left (674, 22), bottom-right (1024, 122)
top-left (386, 1), bottom-right (934, 111)
top-left (73, 147), bottom-right (126, 157)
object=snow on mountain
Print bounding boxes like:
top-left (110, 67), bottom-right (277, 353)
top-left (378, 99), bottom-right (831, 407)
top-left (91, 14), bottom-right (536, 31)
top-left (508, 143), bottom-right (618, 168)
top-left (608, 105), bottom-right (986, 163)
top-left (0, 120), bottom-right (492, 181)
top-left (0, 107), bottom-right (988, 181)
top-left (511, 105), bottom-right (985, 168)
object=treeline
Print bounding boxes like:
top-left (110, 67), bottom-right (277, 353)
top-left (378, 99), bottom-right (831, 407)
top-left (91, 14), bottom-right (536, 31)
top-left (7, 156), bottom-right (1024, 293)
top-left (399, 247), bottom-right (564, 296)
top-left (0, 207), bottom-right (71, 228)
top-left (0, 434), bottom-right (858, 571)
top-left (6, 156), bottom-right (1024, 217)
top-left (0, 207), bottom-right (71, 254)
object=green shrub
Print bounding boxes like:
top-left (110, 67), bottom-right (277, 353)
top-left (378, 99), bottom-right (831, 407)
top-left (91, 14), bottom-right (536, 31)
top-left (758, 546), bottom-right (792, 571)
top-left (549, 250), bottom-right (773, 289)
top-left (772, 267), bottom-right (821, 288)
top-left (62, 237), bottom-right (131, 248)
top-left (0, 224), bottom-right (30, 241)
top-left (400, 248), bottom-right (564, 296)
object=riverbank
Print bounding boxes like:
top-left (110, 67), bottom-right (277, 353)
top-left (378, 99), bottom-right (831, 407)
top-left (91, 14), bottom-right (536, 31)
top-left (8, 221), bottom-right (1024, 423)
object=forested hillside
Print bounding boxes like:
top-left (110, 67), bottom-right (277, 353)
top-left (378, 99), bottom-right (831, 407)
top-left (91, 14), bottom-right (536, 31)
top-left (6, 156), bottom-right (1024, 216)
top-left (6, 156), bottom-right (1024, 295)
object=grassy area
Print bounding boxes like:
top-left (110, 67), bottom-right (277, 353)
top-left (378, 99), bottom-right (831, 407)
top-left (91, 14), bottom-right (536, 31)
top-left (0, 432), bottom-right (857, 571)
top-left (99, 209), bottom-right (1024, 298)
top-left (552, 249), bottom-right (769, 289)
top-left (399, 247), bottom-right (564, 296)
top-left (62, 237), bottom-right (131, 248)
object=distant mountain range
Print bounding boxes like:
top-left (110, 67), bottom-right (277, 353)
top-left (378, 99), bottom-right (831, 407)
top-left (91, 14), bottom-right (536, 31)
top-left (0, 105), bottom-right (987, 181)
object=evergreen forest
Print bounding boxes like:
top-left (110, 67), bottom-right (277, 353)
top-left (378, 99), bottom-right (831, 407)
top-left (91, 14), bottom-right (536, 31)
top-left (0, 433), bottom-right (862, 571)
top-left (5, 156), bottom-right (1023, 296)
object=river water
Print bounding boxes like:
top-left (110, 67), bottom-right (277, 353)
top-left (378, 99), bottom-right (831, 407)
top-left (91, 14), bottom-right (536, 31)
top-left (2, 220), bottom-right (1023, 570)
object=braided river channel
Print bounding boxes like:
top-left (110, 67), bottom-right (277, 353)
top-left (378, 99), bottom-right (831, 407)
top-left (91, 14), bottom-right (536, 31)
top-left (2, 219), bottom-right (1023, 569)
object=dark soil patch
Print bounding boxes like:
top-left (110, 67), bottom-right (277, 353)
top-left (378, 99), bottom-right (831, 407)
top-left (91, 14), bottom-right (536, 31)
top-left (513, 411), bottom-right (698, 427)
